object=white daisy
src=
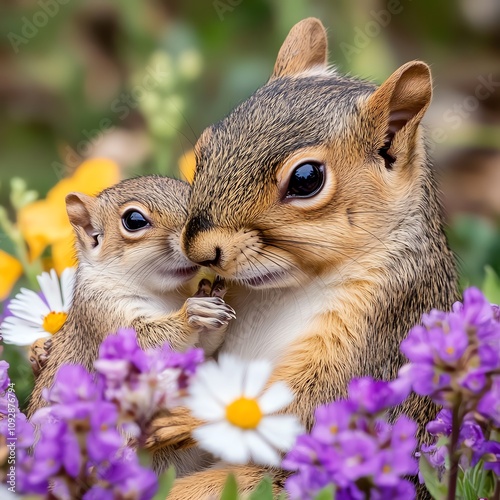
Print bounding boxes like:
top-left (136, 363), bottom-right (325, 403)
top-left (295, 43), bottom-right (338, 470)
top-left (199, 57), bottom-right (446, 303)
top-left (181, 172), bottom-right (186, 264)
top-left (1, 268), bottom-right (75, 346)
top-left (186, 354), bottom-right (303, 466)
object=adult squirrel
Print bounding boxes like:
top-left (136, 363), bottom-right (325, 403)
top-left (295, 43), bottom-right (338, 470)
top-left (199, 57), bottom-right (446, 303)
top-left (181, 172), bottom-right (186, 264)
top-left (27, 175), bottom-right (235, 422)
top-left (150, 18), bottom-right (458, 498)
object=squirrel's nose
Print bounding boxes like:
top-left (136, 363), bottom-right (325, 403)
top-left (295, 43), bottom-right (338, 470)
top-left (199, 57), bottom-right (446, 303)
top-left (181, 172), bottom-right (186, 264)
top-left (182, 215), bottom-right (222, 267)
top-left (198, 247), bottom-right (222, 267)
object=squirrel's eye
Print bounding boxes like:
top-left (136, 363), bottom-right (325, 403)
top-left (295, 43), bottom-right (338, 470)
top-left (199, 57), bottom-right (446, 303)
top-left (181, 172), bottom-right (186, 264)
top-left (122, 210), bottom-right (150, 232)
top-left (285, 162), bottom-right (325, 198)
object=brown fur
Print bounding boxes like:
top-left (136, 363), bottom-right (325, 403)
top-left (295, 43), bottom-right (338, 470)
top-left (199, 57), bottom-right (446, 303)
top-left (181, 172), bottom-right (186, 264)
top-left (158, 18), bottom-right (457, 498)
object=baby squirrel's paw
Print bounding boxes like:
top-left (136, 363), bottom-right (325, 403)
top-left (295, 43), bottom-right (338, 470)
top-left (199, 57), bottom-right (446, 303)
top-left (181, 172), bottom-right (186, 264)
top-left (29, 337), bottom-right (52, 378)
top-left (186, 278), bottom-right (236, 332)
top-left (144, 406), bottom-right (200, 451)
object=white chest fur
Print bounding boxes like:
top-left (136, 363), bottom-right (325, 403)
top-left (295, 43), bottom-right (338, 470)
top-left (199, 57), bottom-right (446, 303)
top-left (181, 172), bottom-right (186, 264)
top-left (221, 281), bottom-right (328, 363)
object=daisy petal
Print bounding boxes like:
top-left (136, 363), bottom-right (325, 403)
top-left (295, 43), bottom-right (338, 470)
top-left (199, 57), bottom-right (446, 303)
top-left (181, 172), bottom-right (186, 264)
top-left (218, 354), bottom-right (246, 399)
top-left (194, 422), bottom-right (249, 464)
top-left (60, 267), bottom-right (76, 310)
top-left (37, 269), bottom-right (63, 312)
top-left (258, 415), bottom-right (303, 451)
top-left (185, 381), bottom-right (225, 421)
top-left (9, 288), bottom-right (50, 318)
top-left (4, 307), bottom-right (44, 325)
top-left (244, 431), bottom-right (281, 466)
top-left (258, 381), bottom-right (294, 414)
top-left (242, 359), bottom-right (272, 399)
top-left (2, 317), bottom-right (50, 345)
top-left (194, 360), bottom-right (236, 405)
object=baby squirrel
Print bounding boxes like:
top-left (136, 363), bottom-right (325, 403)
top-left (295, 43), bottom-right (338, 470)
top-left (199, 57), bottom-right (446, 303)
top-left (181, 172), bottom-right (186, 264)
top-left (28, 175), bottom-right (235, 418)
top-left (153, 18), bottom-right (458, 499)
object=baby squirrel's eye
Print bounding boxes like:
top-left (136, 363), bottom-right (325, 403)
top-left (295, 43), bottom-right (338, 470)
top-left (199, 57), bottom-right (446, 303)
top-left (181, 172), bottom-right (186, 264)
top-left (122, 210), bottom-right (150, 232)
top-left (285, 162), bottom-right (325, 199)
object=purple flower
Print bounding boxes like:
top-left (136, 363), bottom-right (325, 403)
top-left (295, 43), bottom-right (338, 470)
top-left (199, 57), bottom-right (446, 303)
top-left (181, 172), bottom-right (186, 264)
top-left (373, 480), bottom-right (416, 499)
top-left (474, 440), bottom-right (500, 474)
top-left (423, 408), bottom-right (487, 474)
top-left (375, 449), bottom-right (417, 487)
top-left (426, 409), bottom-right (452, 436)
top-left (284, 377), bottom-right (419, 500)
top-left (45, 364), bottom-right (101, 406)
top-left (285, 468), bottom-right (332, 500)
top-left (87, 448), bottom-right (158, 500)
top-left (348, 377), bottom-right (411, 414)
top-left (478, 377), bottom-right (500, 427)
top-left (282, 434), bottom-right (329, 472)
top-left (454, 287), bottom-right (494, 326)
top-left (492, 304), bottom-right (500, 322)
top-left (460, 420), bottom-right (485, 451)
top-left (420, 442), bottom-right (448, 469)
top-left (0, 360), bottom-right (10, 392)
top-left (390, 416), bottom-right (418, 456)
top-left (400, 325), bottom-right (434, 363)
top-left (87, 402), bottom-right (123, 464)
top-left (96, 328), bottom-right (149, 376)
top-left (400, 287), bottom-right (500, 410)
top-left (336, 431), bottom-right (379, 484)
top-left (29, 420), bottom-right (81, 486)
top-left (311, 400), bottom-right (355, 444)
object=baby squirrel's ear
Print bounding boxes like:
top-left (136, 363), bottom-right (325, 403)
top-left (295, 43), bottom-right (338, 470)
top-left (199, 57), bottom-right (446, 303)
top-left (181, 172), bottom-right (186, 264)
top-left (66, 193), bottom-right (100, 249)
top-left (364, 61), bottom-right (432, 146)
top-left (270, 17), bottom-right (328, 80)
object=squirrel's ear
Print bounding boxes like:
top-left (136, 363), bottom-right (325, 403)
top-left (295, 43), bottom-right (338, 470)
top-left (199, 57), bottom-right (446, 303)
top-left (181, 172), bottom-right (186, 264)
top-left (270, 18), bottom-right (328, 80)
top-left (66, 192), bottom-right (100, 249)
top-left (364, 61), bottom-right (432, 142)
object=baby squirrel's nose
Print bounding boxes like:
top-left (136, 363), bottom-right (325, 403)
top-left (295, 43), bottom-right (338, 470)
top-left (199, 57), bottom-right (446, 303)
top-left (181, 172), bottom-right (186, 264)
top-left (183, 215), bottom-right (222, 267)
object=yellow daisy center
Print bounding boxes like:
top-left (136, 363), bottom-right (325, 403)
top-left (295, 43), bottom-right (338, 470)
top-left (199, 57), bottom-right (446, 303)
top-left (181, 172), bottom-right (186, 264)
top-left (226, 397), bottom-right (263, 429)
top-left (42, 311), bottom-right (67, 334)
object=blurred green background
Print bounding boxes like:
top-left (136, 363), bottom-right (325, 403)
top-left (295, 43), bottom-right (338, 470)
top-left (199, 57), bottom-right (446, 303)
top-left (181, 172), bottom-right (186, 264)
top-left (0, 0), bottom-right (499, 401)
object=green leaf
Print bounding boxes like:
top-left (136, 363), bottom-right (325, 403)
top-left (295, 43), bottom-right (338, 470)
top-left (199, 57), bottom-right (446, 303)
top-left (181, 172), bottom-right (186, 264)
top-left (156, 466), bottom-right (176, 499)
top-left (249, 476), bottom-right (274, 500)
top-left (220, 473), bottom-right (239, 500)
top-left (419, 454), bottom-right (448, 500)
top-left (458, 460), bottom-right (495, 500)
top-left (482, 266), bottom-right (500, 304)
top-left (313, 484), bottom-right (335, 500)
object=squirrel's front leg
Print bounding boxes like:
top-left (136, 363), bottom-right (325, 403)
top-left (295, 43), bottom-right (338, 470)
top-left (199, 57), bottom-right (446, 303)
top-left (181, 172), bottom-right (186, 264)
top-left (133, 278), bottom-right (235, 354)
top-left (29, 337), bottom-right (53, 378)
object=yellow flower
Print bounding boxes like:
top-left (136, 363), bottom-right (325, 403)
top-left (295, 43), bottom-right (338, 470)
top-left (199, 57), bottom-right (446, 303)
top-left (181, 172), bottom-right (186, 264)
top-left (18, 158), bottom-right (120, 272)
top-left (179, 149), bottom-right (197, 183)
top-left (0, 250), bottom-right (23, 301)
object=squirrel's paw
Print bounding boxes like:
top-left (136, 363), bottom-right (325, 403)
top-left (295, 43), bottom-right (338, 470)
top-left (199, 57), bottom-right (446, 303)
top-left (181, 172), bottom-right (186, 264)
top-left (186, 296), bottom-right (236, 331)
top-left (144, 406), bottom-right (200, 451)
top-left (29, 337), bottom-right (52, 378)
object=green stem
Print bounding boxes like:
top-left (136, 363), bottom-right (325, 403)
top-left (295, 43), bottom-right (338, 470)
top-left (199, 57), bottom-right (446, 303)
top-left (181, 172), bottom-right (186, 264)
top-left (447, 403), bottom-right (461, 500)
top-left (0, 207), bottom-right (42, 288)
